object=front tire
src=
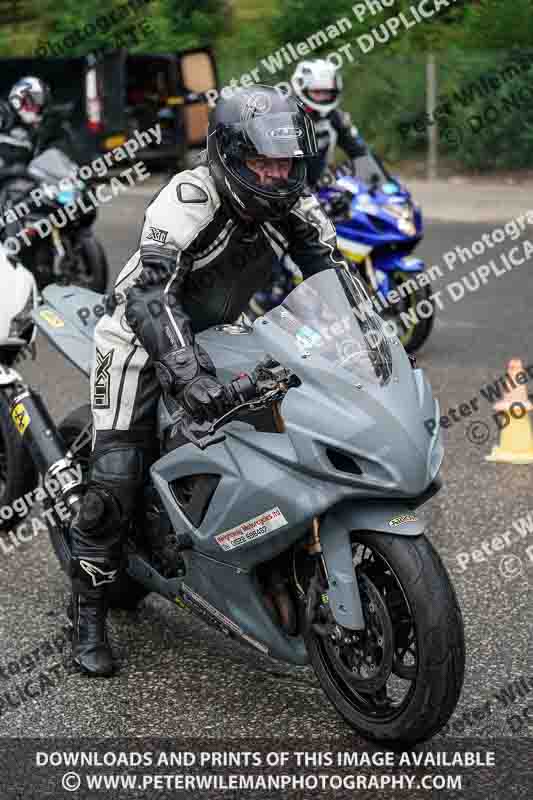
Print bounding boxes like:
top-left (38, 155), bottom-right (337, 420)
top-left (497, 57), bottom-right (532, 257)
top-left (304, 531), bottom-right (464, 746)
top-left (386, 272), bottom-right (435, 353)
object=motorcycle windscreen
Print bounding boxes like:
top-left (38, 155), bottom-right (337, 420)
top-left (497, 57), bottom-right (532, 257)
top-left (27, 147), bottom-right (78, 183)
top-left (351, 150), bottom-right (398, 190)
top-left (263, 268), bottom-right (393, 387)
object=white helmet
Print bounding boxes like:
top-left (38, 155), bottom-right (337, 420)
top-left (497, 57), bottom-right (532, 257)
top-left (8, 76), bottom-right (51, 126)
top-left (291, 59), bottom-right (342, 116)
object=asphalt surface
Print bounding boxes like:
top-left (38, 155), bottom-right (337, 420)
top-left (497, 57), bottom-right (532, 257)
top-left (1, 178), bottom-right (532, 750)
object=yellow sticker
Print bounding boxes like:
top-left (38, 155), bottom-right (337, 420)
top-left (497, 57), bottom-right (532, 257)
top-left (339, 247), bottom-right (365, 263)
top-left (39, 309), bottom-right (64, 328)
top-left (388, 514), bottom-right (418, 527)
top-left (11, 403), bottom-right (30, 435)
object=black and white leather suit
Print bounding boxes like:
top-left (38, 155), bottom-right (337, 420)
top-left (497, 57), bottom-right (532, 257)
top-left (306, 108), bottom-right (367, 186)
top-left (69, 160), bottom-right (349, 671)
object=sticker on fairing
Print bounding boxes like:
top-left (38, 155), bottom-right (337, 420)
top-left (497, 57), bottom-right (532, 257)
top-left (388, 514), bottom-right (418, 527)
top-left (295, 325), bottom-right (322, 349)
top-left (11, 402), bottom-right (30, 435)
top-left (215, 507), bottom-right (288, 551)
top-left (39, 309), bottom-right (64, 328)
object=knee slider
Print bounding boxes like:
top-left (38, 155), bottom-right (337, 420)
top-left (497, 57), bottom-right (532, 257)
top-left (76, 487), bottom-right (122, 535)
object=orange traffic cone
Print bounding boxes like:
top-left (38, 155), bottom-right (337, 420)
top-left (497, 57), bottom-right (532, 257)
top-left (486, 358), bottom-right (533, 464)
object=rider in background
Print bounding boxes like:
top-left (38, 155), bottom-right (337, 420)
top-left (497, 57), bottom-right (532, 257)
top-left (290, 59), bottom-right (368, 188)
top-left (249, 59), bottom-right (368, 316)
top-left (0, 77), bottom-right (51, 170)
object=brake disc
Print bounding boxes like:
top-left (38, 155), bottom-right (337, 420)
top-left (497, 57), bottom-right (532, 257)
top-left (322, 573), bottom-right (394, 694)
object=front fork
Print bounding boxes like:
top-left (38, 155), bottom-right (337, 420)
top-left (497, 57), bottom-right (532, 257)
top-left (304, 503), bottom-right (428, 634)
top-left (303, 516), bottom-right (365, 631)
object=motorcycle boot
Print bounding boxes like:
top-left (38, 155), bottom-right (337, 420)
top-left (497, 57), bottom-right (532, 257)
top-left (69, 437), bottom-right (147, 676)
top-left (70, 487), bottom-right (123, 676)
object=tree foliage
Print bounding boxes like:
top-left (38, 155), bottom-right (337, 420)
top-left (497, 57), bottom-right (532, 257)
top-left (0, 0), bottom-right (531, 169)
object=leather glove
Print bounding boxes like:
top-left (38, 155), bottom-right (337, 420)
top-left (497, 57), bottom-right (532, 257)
top-left (180, 375), bottom-right (231, 423)
top-left (153, 343), bottom-right (216, 391)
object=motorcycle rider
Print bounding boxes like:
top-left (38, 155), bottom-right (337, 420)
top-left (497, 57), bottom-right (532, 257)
top-left (290, 59), bottom-right (368, 187)
top-left (0, 77), bottom-right (51, 170)
top-left (0, 77), bottom-right (52, 250)
top-left (68, 84), bottom-right (350, 677)
top-left (250, 60), bottom-right (368, 316)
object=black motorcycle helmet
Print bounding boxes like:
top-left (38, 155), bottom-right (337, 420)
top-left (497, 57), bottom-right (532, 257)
top-left (207, 85), bottom-right (318, 222)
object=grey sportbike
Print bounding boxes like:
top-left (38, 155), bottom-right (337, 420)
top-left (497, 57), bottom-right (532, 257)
top-left (2, 267), bottom-right (464, 746)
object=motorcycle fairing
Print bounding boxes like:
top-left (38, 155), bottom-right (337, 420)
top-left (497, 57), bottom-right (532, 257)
top-left (31, 284), bottom-right (105, 376)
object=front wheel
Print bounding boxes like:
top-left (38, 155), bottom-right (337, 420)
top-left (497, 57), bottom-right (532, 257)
top-left (383, 272), bottom-right (435, 353)
top-left (304, 531), bottom-right (465, 746)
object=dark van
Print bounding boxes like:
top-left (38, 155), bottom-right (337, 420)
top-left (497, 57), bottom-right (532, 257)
top-left (0, 47), bottom-right (217, 167)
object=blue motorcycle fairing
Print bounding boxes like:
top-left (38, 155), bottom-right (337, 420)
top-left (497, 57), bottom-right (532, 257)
top-left (326, 176), bottom-right (423, 248)
top-left (372, 254), bottom-right (424, 272)
top-left (250, 166), bottom-right (426, 319)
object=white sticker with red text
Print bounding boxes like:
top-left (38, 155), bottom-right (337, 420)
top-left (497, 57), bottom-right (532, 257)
top-left (215, 507), bottom-right (288, 551)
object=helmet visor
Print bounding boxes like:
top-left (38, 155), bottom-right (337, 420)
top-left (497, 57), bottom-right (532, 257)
top-left (21, 97), bottom-right (43, 113)
top-left (306, 89), bottom-right (339, 105)
top-left (228, 112), bottom-right (318, 159)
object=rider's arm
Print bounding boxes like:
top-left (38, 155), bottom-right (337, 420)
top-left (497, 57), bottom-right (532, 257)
top-left (124, 172), bottom-right (218, 399)
top-left (278, 190), bottom-right (349, 278)
top-left (330, 109), bottom-right (367, 159)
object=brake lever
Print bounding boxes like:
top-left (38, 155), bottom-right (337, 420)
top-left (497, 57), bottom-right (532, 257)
top-left (206, 388), bottom-right (283, 435)
top-left (178, 366), bottom-right (292, 450)
top-left (178, 417), bottom-right (226, 450)
top-left (177, 393), bottom-right (276, 450)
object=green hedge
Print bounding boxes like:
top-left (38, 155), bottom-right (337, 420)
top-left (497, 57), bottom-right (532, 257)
top-left (3, 0), bottom-right (533, 170)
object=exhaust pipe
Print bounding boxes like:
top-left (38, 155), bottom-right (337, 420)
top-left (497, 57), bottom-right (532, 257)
top-left (9, 385), bottom-right (84, 513)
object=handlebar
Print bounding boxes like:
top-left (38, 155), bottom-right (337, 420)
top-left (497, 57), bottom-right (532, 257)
top-left (224, 372), bottom-right (257, 406)
top-left (177, 357), bottom-right (298, 450)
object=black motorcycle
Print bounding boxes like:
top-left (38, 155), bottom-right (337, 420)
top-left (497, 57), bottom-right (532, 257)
top-left (0, 147), bottom-right (108, 293)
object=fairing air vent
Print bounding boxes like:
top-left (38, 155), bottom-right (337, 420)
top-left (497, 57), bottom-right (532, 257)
top-left (170, 474), bottom-right (220, 528)
top-left (325, 447), bottom-right (363, 475)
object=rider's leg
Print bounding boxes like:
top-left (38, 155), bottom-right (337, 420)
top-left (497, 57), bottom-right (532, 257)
top-left (70, 308), bottom-right (160, 676)
top-left (70, 428), bottom-right (157, 675)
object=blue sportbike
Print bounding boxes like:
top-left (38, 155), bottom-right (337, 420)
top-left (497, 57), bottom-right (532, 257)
top-left (250, 153), bottom-right (434, 353)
